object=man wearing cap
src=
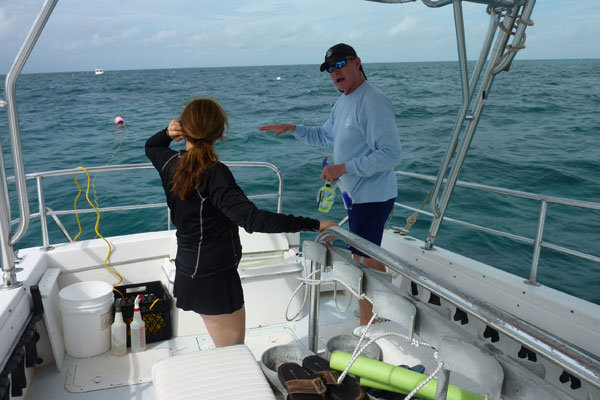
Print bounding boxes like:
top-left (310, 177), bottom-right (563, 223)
top-left (259, 43), bottom-right (402, 325)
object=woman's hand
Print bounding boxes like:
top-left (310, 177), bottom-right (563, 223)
top-left (318, 220), bottom-right (337, 232)
top-left (318, 220), bottom-right (337, 242)
top-left (168, 119), bottom-right (185, 141)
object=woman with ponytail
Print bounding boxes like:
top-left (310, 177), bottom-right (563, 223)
top-left (146, 98), bottom-right (336, 347)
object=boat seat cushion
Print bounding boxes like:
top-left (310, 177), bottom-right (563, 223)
top-left (152, 344), bottom-right (276, 400)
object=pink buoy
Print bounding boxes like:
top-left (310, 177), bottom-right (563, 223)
top-left (114, 116), bottom-right (124, 125)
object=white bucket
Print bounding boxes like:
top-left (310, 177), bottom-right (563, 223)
top-left (59, 281), bottom-right (114, 358)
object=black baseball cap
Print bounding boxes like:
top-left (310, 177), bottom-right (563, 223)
top-left (319, 43), bottom-right (367, 79)
top-left (319, 43), bottom-right (358, 71)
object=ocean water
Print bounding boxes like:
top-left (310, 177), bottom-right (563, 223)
top-left (1, 59), bottom-right (598, 304)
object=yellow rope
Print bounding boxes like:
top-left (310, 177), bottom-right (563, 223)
top-left (73, 166), bottom-right (123, 287)
top-left (72, 175), bottom-right (83, 242)
top-left (493, 7), bottom-right (532, 72)
top-left (403, 188), bottom-right (433, 234)
top-left (114, 288), bottom-right (125, 300)
top-left (149, 298), bottom-right (159, 310)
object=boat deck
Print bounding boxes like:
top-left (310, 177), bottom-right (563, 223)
top-left (27, 292), bottom-right (362, 400)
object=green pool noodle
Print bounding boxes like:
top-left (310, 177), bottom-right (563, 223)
top-left (360, 377), bottom-right (410, 393)
top-left (329, 351), bottom-right (484, 400)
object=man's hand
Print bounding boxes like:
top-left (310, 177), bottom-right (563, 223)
top-left (258, 123), bottom-right (296, 136)
top-left (321, 163), bottom-right (347, 182)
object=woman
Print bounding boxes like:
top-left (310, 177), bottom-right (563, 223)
top-left (146, 98), bottom-right (336, 347)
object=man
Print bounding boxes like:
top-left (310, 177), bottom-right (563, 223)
top-left (259, 43), bottom-right (402, 325)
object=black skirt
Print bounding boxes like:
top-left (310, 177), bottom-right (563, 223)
top-left (173, 267), bottom-right (244, 315)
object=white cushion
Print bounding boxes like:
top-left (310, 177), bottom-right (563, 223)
top-left (152, 344), bottom-right (276, 400)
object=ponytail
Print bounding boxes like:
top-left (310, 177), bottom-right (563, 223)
top-left (171, 144), bottom-right (218, 200)
top-left (170, 98), bottom-right (228, 200)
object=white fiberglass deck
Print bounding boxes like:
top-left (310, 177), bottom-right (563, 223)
top-left (27, 293), bottom-right (360, 400)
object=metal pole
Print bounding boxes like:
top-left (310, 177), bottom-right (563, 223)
top-left (527, 200), bottom-right (547, 286)
top-left (434, 369), bottom-right (451, 400)
top-left (425, 7), bottom-right (520, 249)
top-left (36, 176), bottom-right (53, 251)
top-left (307, 260), bottom-right (321, 353)
top-left (4, 0), bottom-right (59, 246)
top-left (429, 0), bottom-right (471, 219)
top-left (0, 171), bottom-right (20, 290)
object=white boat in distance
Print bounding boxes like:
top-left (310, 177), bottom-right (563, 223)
top-left (94, 67), bottom-right (104, 75)
top-left (0, 1), bottom-right (598, 400)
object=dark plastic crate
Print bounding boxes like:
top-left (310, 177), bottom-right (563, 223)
top-left (113, 281), bottom-right (172, 346)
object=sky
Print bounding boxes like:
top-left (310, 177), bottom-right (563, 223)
top-left (0, 0), bottom-right (599, 74)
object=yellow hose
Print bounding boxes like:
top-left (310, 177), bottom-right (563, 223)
top-left (73, 166), bottom-right (124, 289)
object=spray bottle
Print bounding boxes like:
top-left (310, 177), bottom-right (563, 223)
top-left (130, 295), bottom-right (146, 352)
top-left (111, 298), bottom-right (127, 356)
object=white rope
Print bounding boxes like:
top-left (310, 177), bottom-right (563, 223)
top-left (337, 329), bottom-right (437, 384)
top-left (333, 280), bottom-right (354, 313)
top-left (285, 263), bottom-right (468, 399)
top-left (284, 259), bottom-right (316, 321)
top-left (404, 360), bottom-right (444, 400)
top-left (285, 266), bottom-right (372, 321)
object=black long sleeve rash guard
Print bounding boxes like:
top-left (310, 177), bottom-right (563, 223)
top-left (145, 128), bottom-right (320, 278)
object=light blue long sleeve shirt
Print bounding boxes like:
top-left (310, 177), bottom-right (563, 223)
top-left (294, 80), bottom-right (402, 204)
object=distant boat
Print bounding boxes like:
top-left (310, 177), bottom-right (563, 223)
top-left (94, 68), bottom-right (104, 75)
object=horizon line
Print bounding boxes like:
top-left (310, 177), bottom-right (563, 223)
top-left (2, 57), bottom-right (599, 77)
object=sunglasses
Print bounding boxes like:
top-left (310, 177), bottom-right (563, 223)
top-left (325, 58), bottom-right (354, 73)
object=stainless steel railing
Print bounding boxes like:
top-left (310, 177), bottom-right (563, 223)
top-left (395, 170), bottom-right (600, 285)
top-left (308, 226), bottom-right (600, 390)
top-left (0, 0), bottom-right (58, 289)
top-left (424, 0), bottom-right (536, 251)
top-left (9, 162), bottom-right (283, 249)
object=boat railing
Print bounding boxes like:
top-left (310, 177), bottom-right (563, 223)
top-left (1, 0), bottom-right (59, 289)
top-left (307, 225), bottom-right (600, 391)
top-left (9, 162), bottom-right (283, 250)
top-left (415, 0), bottom-right (536, 251)
top-left (394, 170), bottom-right (600, 286)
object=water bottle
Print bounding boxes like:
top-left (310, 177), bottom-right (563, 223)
top-left (111, 298), bottom-right (127, 356)
top-left (130, 295), bottom-right (146, 352)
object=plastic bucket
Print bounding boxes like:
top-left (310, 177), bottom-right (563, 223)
top-left (59, 281), bottom-right (114, 358)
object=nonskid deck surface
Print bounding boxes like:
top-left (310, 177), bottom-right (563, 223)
top-left (28, 290), bottom-right (497, 400)
top-left (28, 293), bottom-right (362, 400)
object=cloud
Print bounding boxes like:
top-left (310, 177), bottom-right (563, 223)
top-left (90, 27), bottom-right (141, 48)
top-left (0, 8), bottom-right (17, 38)
top-left (388, 17), bottom-right (419, 36)
top-left (233, 2), bottom-right (285, 14)
top-left (145, 30), bottom-right (177, 45)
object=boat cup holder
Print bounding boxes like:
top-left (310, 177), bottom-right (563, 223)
top-left (326, 334), bottom-right (382, 361)
top-left (260, 344), bottom-right (315, 395)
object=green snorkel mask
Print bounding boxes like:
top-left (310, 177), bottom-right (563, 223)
top-left (317, 157), bottom-right (335, 213)
top-left (317, 183), bottom-right (335, 213)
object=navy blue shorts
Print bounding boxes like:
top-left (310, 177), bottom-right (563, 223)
top-left (347, 197), bottom-right (395, 257)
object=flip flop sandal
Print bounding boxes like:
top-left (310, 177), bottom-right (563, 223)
top-left (278, 362), bottom-right (327, 400)
top-left (302, 355), bottom-right (365, 400)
